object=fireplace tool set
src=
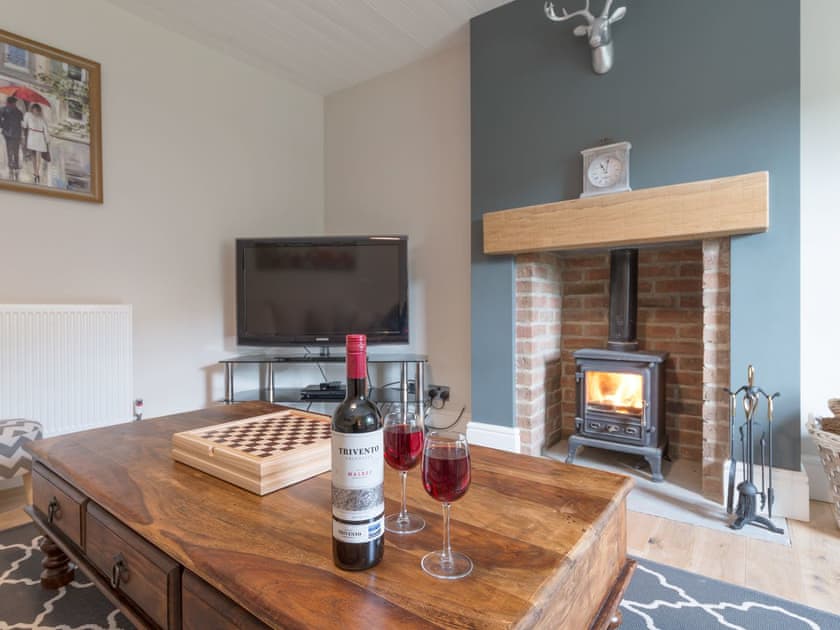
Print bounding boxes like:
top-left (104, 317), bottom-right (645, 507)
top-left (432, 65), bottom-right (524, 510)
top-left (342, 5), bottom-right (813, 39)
top-left (724, 365), bottom-right (784, 535)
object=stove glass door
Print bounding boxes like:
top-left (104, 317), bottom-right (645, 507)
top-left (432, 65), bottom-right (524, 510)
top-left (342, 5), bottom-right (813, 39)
top-left (585, 370), bottom-right (644, 419)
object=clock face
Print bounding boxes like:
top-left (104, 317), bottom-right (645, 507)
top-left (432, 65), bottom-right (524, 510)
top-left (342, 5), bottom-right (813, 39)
top-left (587, 155), bottom-right (624, 189)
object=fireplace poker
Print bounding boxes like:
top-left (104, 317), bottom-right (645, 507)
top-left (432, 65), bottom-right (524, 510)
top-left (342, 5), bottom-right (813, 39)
top-left (724, 386), bottom-right (745, 514)
top-left (759, 431), bottom-right (767, 511)
top-left (742, 392), bottom-right (758, 484)
top-left (766, 392), bottom-right (780, 519)
top-left (738, 424), bottom-right (746, 495)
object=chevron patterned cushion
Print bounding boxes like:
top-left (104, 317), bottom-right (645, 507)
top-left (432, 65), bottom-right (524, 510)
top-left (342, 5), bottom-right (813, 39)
top-left (0, 419), bottom-right (43, 479)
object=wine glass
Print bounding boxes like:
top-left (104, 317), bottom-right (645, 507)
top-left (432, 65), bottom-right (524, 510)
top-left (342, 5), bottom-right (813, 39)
top-left (383, 405), bottom-right (425, 535)
top-left (420, 431), bottom-right (472, 579)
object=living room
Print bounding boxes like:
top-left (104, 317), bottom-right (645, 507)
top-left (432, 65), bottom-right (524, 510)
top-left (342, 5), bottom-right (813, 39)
top-left (0, 0), bottom-right (837, 628)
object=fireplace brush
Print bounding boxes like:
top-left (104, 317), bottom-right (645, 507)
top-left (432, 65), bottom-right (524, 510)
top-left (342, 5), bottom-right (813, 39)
top-left (724, 385), bottom-right (746, 515)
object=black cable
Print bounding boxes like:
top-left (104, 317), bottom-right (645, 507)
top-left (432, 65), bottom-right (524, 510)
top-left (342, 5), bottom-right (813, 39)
top-left (426, 405), bottom-right (466, 431)
top-left (380, 379), bottom-right (415, 389)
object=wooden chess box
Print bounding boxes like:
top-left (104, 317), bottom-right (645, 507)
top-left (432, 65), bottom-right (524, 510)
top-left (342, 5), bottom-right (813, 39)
top-left (171, 409), bottom-right (332, 495)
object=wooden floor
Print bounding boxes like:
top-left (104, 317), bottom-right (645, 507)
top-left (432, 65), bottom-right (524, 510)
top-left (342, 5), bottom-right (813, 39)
top-left (0, 486), bottom-right (29, 531)
top-left (628, 501), bottom-right (840, 616)
top-left (1, 485), bottom-right (838, 615)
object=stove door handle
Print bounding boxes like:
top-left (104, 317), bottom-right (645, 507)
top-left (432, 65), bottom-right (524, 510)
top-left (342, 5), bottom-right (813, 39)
top-left (642, 400), bottom-right (649, 427)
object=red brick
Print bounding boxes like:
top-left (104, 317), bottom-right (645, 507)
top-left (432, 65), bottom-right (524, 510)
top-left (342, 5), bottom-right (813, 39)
top-left (677, 323), bottom-right (703, 339)
top-left (561, 322), bottom-right (583, 336)
top-left (582, 295), bottom-right (610, 309)
top-left (680, 262), bottom-right (704, 277)
top-left (565, 254), bottom-right (609, 268)
top-left (679, 294), bottom-right (703, 309)
top-left (652, 309), bottom-right (700, 323)
top-left (582, 323), bottom-right (609, 337)
top-left (656, 279), bottom-right (702, 294)
top-left (639, 295), bottom-right (677, 308)
top-left (703, 290), bottom-right (730, 308)
top-left (639, 324), bottom-right (678, 338)
top-left (584, 268), bottom-right (610, 281)
top-left (640, 263), bottom-right (680, 279)
top-left (564, 281), bottom-right (606, 296)
top-left (703, 272), bottom-right (730, 290)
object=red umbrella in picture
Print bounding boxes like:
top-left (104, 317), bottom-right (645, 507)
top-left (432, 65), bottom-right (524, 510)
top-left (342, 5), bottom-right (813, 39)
top-left (0, 84), bottom-right (51, 107)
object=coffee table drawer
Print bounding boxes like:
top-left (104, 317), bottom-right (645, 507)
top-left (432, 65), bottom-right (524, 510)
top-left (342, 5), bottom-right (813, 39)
top-left (183, 571), bottom-right (269, 630)
top-left (32, 462), bottom-right (86, 547)
top-left (86, 503), bottom-right (181, 629)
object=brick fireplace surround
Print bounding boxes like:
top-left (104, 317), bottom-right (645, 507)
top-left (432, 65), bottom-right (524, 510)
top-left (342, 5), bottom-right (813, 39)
top-left (515, 239), bottom-right (731, 501)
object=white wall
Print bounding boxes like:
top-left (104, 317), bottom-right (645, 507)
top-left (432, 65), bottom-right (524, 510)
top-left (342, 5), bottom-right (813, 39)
top-left (801, 0), bottom-right (839, 501)
top-left (325, 33), bottom-right (471, 425)
top-left (0, 0), bottom-right (324, 419)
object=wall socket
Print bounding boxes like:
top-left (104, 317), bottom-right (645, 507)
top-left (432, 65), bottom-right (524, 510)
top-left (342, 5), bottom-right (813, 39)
top-left (427, 385), bottom-right (450, 404)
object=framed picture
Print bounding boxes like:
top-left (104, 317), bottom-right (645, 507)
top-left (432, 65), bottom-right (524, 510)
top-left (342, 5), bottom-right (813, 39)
top-left (0, 29), bottom-right (102, 203)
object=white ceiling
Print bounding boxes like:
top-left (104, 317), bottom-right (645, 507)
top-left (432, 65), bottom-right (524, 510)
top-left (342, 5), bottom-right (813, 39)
top-left (105, 0), bottom-right (511, 95)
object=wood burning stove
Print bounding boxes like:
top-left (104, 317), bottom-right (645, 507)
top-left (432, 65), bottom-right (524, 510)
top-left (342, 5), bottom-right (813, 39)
top-left (566, 249), bottom-right (669, 481)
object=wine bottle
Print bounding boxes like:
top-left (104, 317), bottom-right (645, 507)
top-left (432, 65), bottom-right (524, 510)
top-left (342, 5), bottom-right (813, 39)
top-left (331, 334), bottom-right (384, 570)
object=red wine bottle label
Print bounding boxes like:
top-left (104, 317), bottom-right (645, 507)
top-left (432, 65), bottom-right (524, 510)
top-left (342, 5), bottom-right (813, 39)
top-left (331, 430), bottom-right (384, 521)
top-left (332, 516), bottom-right (384, 544)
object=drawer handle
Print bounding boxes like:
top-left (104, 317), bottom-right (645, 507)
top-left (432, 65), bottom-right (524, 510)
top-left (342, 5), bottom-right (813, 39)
top-left (111, 553), bottom-right (127, 589)
top-left (47, 497), bottom-right (59, 524)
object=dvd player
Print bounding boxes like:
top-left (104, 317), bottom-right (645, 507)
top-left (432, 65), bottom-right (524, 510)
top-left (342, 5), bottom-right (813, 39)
top-left (300, 387), bottom-right (345, 401)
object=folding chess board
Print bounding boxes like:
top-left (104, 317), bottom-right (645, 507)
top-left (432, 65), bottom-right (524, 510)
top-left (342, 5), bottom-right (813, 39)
top-left (171, 409), bottom-right (332, 495)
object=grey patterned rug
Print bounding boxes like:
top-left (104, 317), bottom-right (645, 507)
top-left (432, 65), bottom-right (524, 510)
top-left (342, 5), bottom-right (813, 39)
top-left (1, 523), bottom-right (838, 629)
top-left (620, 559), bottom-right (840, 629)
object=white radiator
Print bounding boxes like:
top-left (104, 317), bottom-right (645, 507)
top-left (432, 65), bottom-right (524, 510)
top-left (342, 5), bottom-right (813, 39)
top-left (0, 305), bottom-right (133, 436)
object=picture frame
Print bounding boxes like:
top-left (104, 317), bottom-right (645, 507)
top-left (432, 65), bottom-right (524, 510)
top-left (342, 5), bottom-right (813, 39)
top-left (0, 29), bottom-right (102, 203)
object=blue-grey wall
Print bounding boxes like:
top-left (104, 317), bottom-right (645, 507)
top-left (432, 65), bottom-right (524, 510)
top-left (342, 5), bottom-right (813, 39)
top-left (470, 0), bottom-right (801, 469)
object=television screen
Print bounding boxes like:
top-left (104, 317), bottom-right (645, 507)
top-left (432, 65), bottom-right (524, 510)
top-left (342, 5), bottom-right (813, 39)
top-left (236, 236), bottom-right (408, 345)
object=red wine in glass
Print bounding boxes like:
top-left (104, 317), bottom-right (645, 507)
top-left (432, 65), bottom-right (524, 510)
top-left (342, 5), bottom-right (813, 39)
top-left (421, 431), bottom-right (473, 580)
top-left (422, 445), bottom-right (470, 502)
top-left (383, 407), bottom-right (425, 535)
top-left (384, 423), bottom-right (424, 471)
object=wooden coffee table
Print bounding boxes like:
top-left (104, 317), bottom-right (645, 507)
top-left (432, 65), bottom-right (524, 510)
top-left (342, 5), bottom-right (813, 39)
top-left (25, 402), bottom-right (634, 629)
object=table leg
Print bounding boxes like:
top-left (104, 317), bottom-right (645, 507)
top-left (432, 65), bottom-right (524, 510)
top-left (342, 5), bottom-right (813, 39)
top-left (266, 363), bottom-right (275, 404)
top-left (39, 534), bottom-right (74, 589)
top-left (23, 472), bottom-right (32, 505)
top-left (415, 362), bottom-right (425, 422)
top-left (400, 362), bottom-right (408, 421)
top-left (224, 363), bottom-right (234, 404)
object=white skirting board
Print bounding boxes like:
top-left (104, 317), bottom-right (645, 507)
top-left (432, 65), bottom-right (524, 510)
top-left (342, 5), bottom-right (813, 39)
top-left (466, 421), bottom-right (521, 453)
top-left (802, 452), bottom-right (833, 503)
top-left (722, 460), bottom-right (811, 522)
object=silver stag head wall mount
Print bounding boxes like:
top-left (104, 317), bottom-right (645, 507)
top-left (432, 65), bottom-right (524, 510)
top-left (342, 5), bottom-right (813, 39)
top-left (545, 0), bottom-right (627, 75)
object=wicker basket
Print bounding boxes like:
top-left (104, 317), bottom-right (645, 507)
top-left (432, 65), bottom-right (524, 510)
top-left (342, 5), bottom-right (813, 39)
top-left (808, 418), bottom-right (840, 530)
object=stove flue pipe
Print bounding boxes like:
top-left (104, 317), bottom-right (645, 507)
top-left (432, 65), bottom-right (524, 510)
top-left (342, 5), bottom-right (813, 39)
top-left (607, 248), bottom-right (639, 351)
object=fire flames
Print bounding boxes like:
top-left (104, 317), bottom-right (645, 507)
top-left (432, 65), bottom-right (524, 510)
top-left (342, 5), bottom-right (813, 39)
top-left (586, 371), bottom-right (643, 415)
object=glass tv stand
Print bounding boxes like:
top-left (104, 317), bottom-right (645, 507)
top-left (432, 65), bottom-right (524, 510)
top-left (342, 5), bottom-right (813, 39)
top-left (219, 352), bottom-right (428, 418)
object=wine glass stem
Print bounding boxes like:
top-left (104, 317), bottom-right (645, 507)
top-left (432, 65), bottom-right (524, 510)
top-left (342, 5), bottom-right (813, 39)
top-left (441, 502), bottom-right (453, 565)
top-left (399, 470), bottom-right (409, 520)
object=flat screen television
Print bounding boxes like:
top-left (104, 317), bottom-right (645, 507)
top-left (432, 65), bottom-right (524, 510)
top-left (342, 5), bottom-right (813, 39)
top-left (236, 236), bottom-right (409, 346)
